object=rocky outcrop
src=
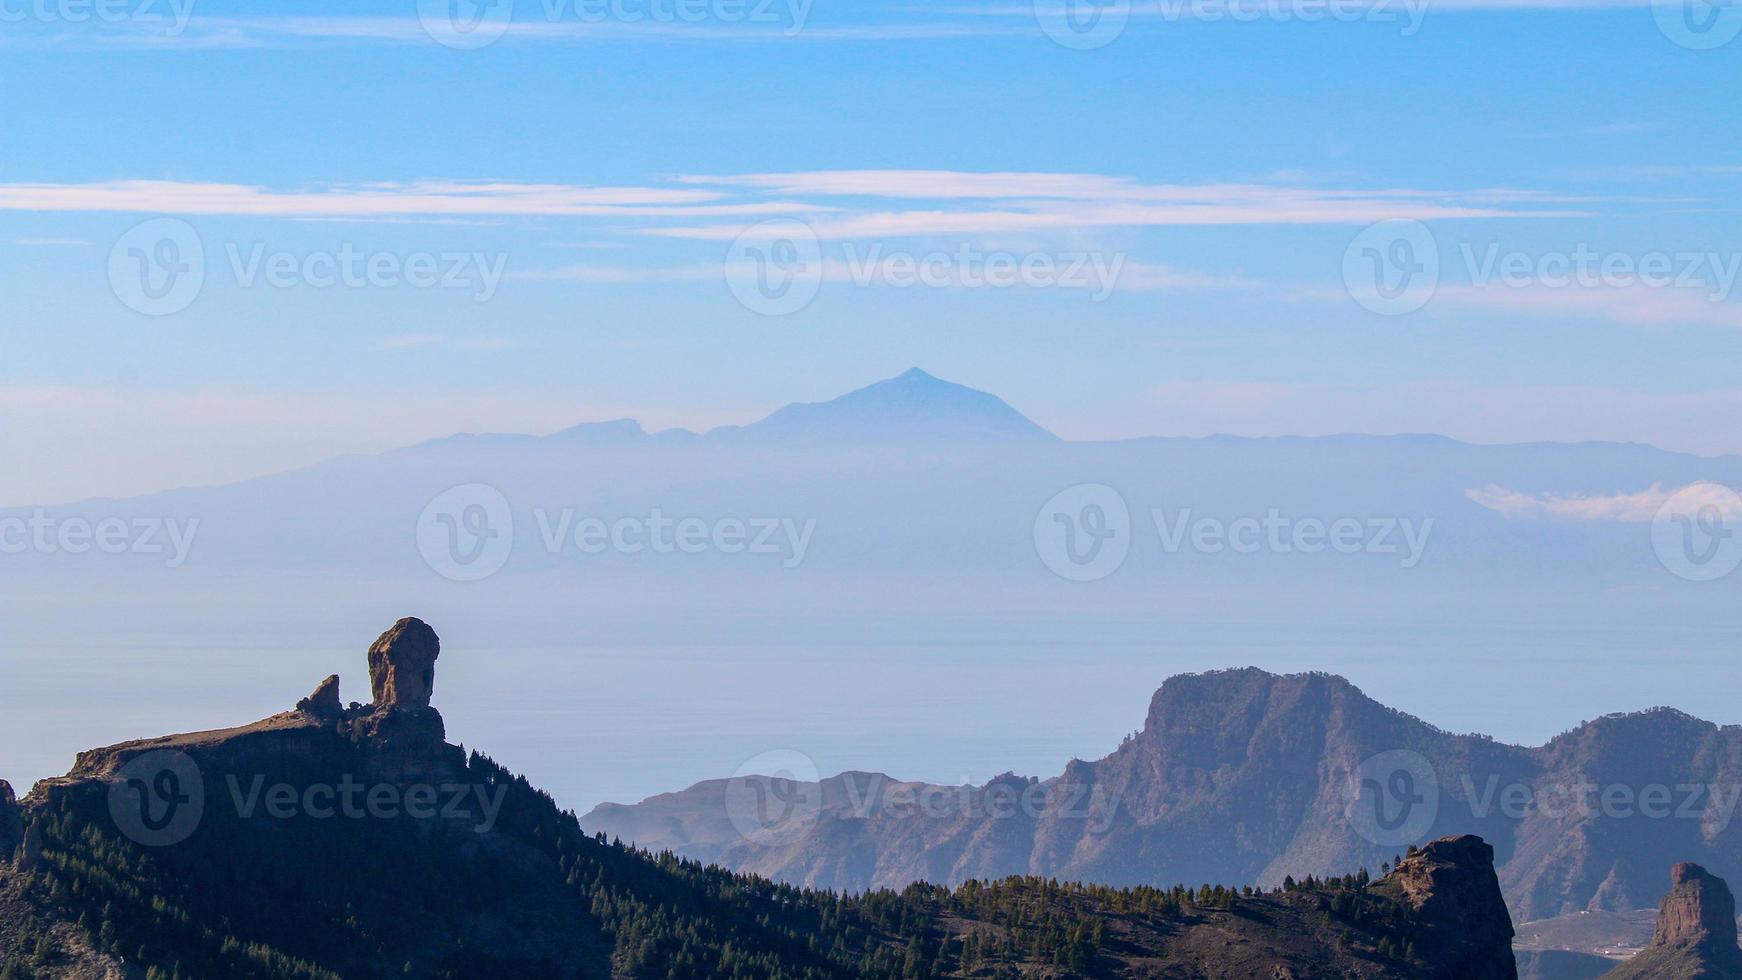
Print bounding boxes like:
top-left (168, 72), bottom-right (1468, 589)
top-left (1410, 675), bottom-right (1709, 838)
top-left (367, 617), bottom-right (440, 709)
top-left (0, 781), bottom-right (19, 860)
top-left (27, 618), bottom-right (463, 819)
top-left (1369, 835), bottom-right (1517, 979)
top-left (296, 674), bottom-right (342, 716)
top-left (1607, 863), bottom-right (1742, 979)
top-left (1651, 863), bottom-right (1736, 950)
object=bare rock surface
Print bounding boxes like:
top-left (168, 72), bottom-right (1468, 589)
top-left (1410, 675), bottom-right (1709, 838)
top-left (367, 617), bottom-right (440, 709)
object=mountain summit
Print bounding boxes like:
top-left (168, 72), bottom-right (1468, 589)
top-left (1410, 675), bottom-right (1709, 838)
top-left (719, 368), bottom-right (1057, 444)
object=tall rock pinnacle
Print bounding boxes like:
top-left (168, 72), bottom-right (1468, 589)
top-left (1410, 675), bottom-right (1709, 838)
top-left (367, 617), bottom-right (440, 710)
top-left (1608, 862), bottom-right (1742, 979)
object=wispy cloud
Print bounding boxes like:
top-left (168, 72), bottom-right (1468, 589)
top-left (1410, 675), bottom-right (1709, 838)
top-left (1436, 283), bottom-right (1742, 329)
top-left (0, 179), bottom-right (814, 218)
top-left (662, 172), bottom-right (1579, 239)
top-left (1465, 483), bottom-right (1742, 522)
top-left (0, 174), bottom-right (1581, 236)
top-left (379, 335), bottom-right (440, 350)
top-left (0, 15), bottom-right (1019, 52)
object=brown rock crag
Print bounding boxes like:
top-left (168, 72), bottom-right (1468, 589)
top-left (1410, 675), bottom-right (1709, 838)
top-left (1368, 835), bottom-right (1517, 979)
top-left (1607, 862), bottom-right (1742, 979)
top-left (295, 674), bottom-right (342, 716)
top-left (367, 617), bottom-right (440, 709)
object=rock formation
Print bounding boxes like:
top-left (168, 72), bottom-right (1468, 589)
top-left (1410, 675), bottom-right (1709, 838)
top-left (367, 617), bottom-right (440, 709)
top-left (295, 674), bottom-right (341, 716)
top-left (1607, 862), bottom-right (1742, 979)
top-left (1367, 835), bottom-right (1517, 979)
top-left (0, 781), bottom-right (19, 859)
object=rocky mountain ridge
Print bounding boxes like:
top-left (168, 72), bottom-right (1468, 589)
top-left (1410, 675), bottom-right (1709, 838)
top-left (584, 667), bottom-right (1742, 923)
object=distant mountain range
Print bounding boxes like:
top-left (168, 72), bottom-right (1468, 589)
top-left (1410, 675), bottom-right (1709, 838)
top-left (8, 367), bottom-right (1733, 597)
top-left (583, 667), bottom-right (1742, 925)
top-left (3, 367), bottom-right (1738, 831)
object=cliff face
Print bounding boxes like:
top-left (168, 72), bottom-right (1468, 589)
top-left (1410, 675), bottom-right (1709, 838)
top-left (0, 782), bottom-right (19, 859)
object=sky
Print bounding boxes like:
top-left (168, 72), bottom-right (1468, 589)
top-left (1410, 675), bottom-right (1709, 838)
top-left (2, 0), bottom-right (1741, 506)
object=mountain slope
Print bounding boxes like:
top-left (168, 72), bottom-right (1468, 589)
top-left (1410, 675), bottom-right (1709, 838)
top-left (582, 668), bottom-right (1742, 923)
top-left (0, 621), bottom-right (1519, 979)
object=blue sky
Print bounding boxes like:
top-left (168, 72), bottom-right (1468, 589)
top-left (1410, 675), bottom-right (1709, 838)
top-left (2, 0), bottom-right (1740, 505)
